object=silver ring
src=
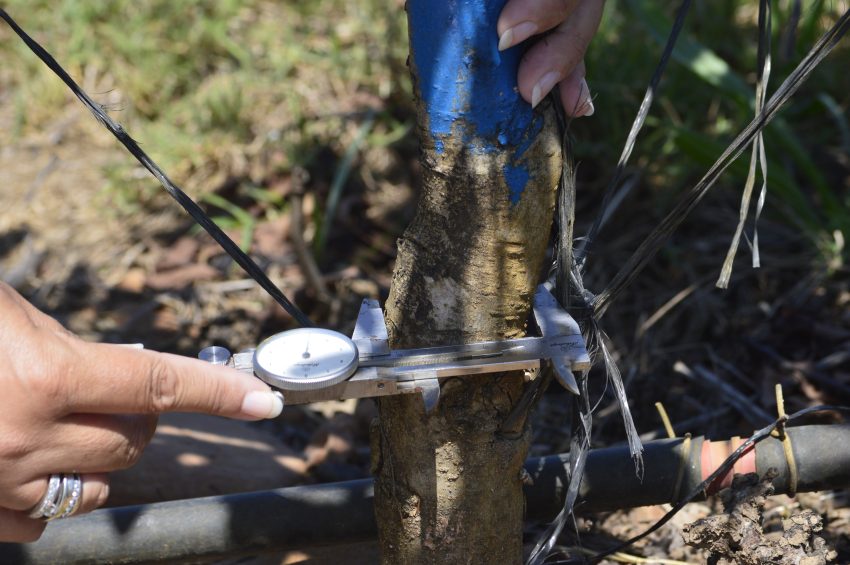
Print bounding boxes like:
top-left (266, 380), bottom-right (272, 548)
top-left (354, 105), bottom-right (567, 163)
top-left (52, 473), bottom-right (82, 520)
top-left (28, 473), bottom-right (83, 521)
top-left (27, 474), bottom-right (62, 519)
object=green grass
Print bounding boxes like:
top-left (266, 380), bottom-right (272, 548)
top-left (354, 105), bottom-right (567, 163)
top-left (576, 0), bottom-right (850, 271)
top-left (0, 0), bottom-right (409, 201)
top-left (1, 0), bottom-right (847, 269)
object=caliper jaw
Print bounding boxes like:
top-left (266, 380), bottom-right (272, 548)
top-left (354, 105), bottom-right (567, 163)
top-left (351, 299), bottom-right (440, 412)
top-left (351, 298), bottom-right (390, 358)
top-left (532, 283), bottom-right (588, 395)
top-left (346, 289), bottom-right (588, 413)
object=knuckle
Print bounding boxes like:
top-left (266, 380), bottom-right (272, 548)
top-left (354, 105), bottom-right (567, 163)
top-left (205, 382), bottom-right (229, 415)
top-left (92, 481), bottom-right (110, 510)
top-left (146, 357), bottom-right (179, 413)
top-left (0, 429), bottom-right (33, 463)
top-left (119, 420), bottom-right (153, 469)
top-left (551, 27), bottom-right (587, 57)
top-left (47, 318), bottom-right (78, 339)
top-left (26, 347), bottom-right (74, 410)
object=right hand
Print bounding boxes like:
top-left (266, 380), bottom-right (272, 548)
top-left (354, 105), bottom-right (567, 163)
top-left (0, 282), bottom-right (283, 543)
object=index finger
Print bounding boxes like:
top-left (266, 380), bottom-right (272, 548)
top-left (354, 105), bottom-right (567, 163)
top-left (60, 342), bottom-right (283, 420)
top-left (498, 0), bottom-right (582, 50)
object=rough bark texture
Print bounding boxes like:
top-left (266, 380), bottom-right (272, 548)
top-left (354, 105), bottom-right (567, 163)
top-left (371, 2), bottom-right (562, 562)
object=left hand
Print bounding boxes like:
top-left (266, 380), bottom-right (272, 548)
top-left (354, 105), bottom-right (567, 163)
top-left (498, 0), bottom-right (605, 116)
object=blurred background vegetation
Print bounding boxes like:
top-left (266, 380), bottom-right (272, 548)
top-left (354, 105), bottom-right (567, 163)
top-left (2, 1), bottom-right (847, 261)
top-left (1, 0), bottom-right (849, 558)
top-left (1, 0), bottom-right (849, 424)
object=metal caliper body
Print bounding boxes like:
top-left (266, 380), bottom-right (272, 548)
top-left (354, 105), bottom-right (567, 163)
top-left (204, 284), bottom-right (590, 412)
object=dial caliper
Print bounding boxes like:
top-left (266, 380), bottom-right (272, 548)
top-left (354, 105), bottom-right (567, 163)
top-left (199, 284), bottom-right (590, 412)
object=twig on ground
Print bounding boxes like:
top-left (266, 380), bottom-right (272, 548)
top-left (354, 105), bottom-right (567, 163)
top-left (198, 279), bottom-right (259, 293)
top-left (746, 339), bottom-right (850, 398)
top-left (289, 168), bottom-right (332, 305)
top-left (673, 361), bottom-right (774, 427)
top-left (638, 284), bottom-right (698, 337)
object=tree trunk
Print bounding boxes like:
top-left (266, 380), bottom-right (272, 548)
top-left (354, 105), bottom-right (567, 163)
top-left (371, 1), bottom-right (562, 563)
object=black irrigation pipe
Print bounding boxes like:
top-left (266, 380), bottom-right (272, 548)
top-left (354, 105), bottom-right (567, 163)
top-left (3, 424), bottom-right (848, 564)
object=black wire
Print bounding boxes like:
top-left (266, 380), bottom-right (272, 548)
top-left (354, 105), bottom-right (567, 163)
top-left (0, 8), bottom-right (314, 328)
top-left (533, 4), bottom-right (850, 563)
top-left (593, 7), bottom-right (850, 318)
top-left (528, 5), bottom-right (697, 562)
top-left (576, 0), bottom-right (694, 267)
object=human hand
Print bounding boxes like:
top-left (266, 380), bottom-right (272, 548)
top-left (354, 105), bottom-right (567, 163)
top-left (498, 0), bottom-right (605, 115)
top-left (0, 283), bottom-right (282, 542)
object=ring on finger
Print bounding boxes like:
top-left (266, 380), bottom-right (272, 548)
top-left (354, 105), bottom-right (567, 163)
top-left (27, 473), bottom-right (83, 521)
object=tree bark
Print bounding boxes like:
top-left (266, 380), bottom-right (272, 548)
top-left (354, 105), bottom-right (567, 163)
top-left (371, 2), bottom-right (563, 563)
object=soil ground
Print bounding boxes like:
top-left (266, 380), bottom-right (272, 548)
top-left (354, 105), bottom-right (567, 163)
top-left (2, 2), bottom-right (850, 564)
top-left (3, 94), bottom-right (849, 565)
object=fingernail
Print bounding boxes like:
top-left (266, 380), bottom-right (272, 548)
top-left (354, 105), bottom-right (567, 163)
top-left (241, 391), bottom-right (283, 419)
top-left (531, 71), bottom-right (561, 109)
top-left (498, 21), bottom-right (538, 51)
top-left (579, 78), bottom-right (595, 117)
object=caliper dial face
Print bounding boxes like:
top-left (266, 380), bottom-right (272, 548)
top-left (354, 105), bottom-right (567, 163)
top-left (253, 328), bottom-right (359, 391)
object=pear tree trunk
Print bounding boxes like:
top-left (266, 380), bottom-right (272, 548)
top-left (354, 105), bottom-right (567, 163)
top-left (371, 1), bottom-right (563, 563)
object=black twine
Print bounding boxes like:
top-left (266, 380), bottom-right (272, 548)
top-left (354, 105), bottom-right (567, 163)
top-left (576, 0), bottom-right (694, 267)
top-left (528, 3), bottom-right (695, 563)
top-left (532, 2), bottom-right (850, 563)
top-left (0, 8), bottom-right (314, 328)
top-left (593, 6), bottom-right (850, 318)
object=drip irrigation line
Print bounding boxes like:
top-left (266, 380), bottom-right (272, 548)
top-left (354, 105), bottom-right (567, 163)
top-left (0, 8), bottom-right (313, 328)
top-left (536, 5), bottom-right (850, 563)
top-left (4, 421), bottom-right (850, 564)
top-left (587, 404), bottom-right (850, 563)
top-left (5, 6), bottom-right (850, 564)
